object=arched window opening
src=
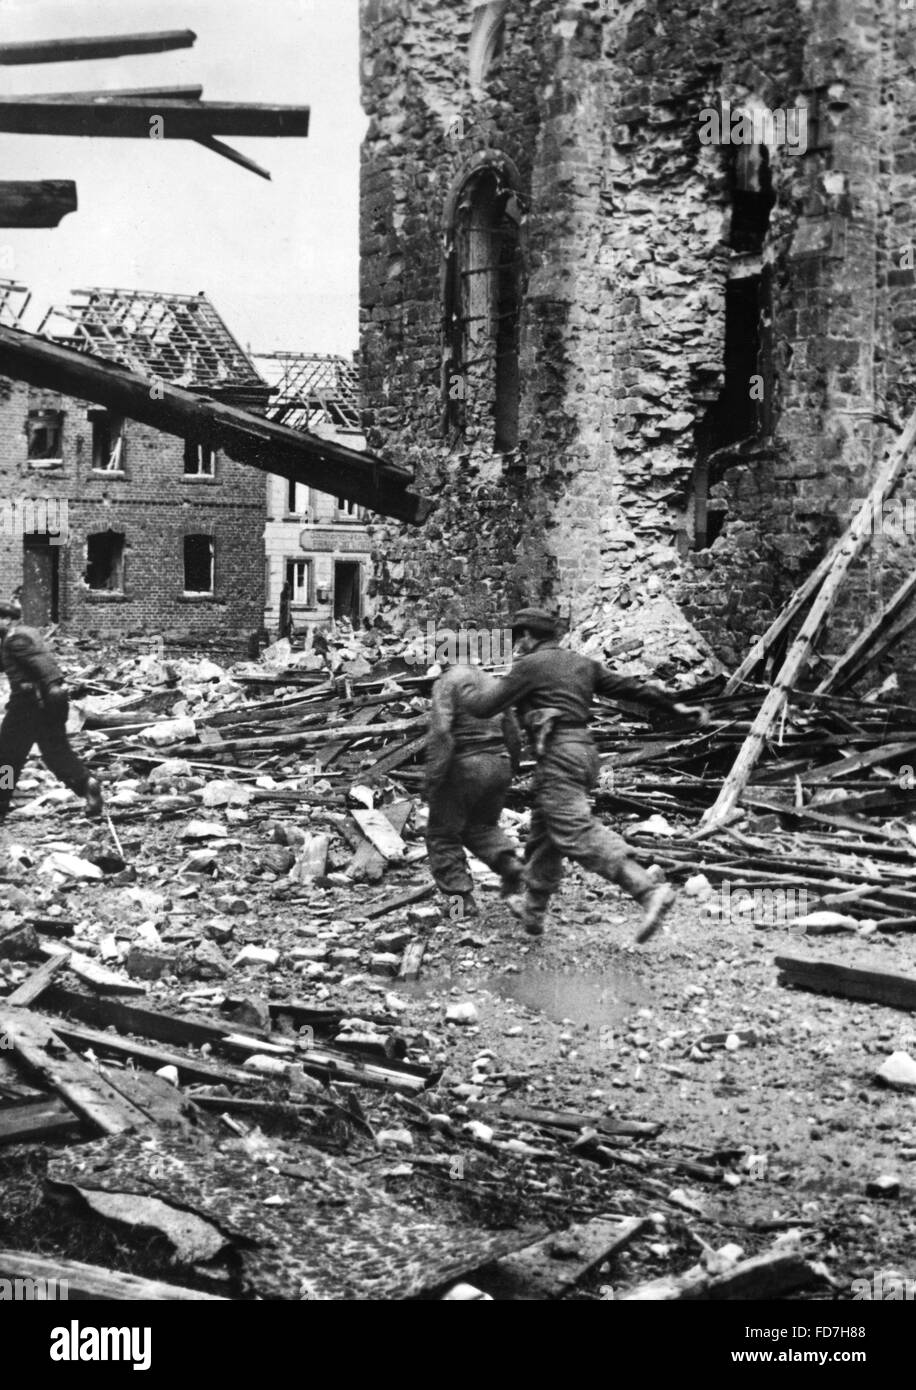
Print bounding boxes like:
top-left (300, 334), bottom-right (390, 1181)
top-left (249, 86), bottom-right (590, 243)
top-left (469, 0), bottom-right (509, 93)
top-left (445, 166), bottom-right (523, 454)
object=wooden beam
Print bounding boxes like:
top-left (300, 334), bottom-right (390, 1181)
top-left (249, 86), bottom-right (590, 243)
top-left (0, 180), bottom-right (76, 228)
top-left (0, 326), bottom-right (433, 524)
top-left (0, 1006), bottom-right (152, 1136)
top-left (816, 569), bottom-right (916, 694)
top-left (0, 30), bottom-right (197, 66)
top-left (776, 953), bottom-right (916, 1011)
top-left (21, 84), bottom-right (204, 102)
top-left (0, 1251), bottom-right (227, 1300)
top-left (6, 952), bottom-right (69, 1007)
top-left (0, 97), bottom-right (309, 140)
top-left (476, 1216), bottom-right (650, 1301)
top-left (726, 421), bottom-right (916, 694)
top-left (0, 1097), bottom-right (81, 1146)
top-left (195, 136), bottom-right (272, 180)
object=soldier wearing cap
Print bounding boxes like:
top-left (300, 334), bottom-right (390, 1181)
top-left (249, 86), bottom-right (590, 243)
top-left (425, 657), bottom-right (524, 918)
top-left (0, 600), bottom-right (103, 822)
top-left (460, 607), bottom-right (708, 942)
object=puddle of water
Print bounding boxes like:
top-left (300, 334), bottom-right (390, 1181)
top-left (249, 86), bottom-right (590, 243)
top-left (485, 964), bottom-right (650, 1027)
top-left (402, 963), bottom-right (650, 1028)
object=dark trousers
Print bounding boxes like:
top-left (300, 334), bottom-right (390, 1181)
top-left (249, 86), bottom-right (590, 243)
top-left (524, 732), bottom-right (652, 908)
top-left (0, 691), bottom-right (90, 817)
top-left (426, 752), bottom-right (518, 896)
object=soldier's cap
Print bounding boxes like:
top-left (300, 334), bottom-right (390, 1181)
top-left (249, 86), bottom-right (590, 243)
top-left (511, 607), bottom-right (560, 640)
top-left (0, 600), bottom-right (22, 622)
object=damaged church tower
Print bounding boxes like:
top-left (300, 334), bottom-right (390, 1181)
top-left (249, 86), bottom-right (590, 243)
top-left (359, 0), bottom-right (916, 682)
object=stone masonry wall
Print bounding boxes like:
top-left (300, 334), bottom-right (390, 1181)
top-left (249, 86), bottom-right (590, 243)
top-left (360, 0), bottom-right (916, 681)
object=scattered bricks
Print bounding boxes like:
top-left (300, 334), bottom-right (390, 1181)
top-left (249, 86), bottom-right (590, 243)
top-left (369, 952), bottom-right (401, 976)
top-left (191, 940), bottom-right (231, 980)
top-left (866, 1175), bottom-right (901, 1199)
top-left (232, 945), bottom-right (280, 969)
top-left (126, 944), bottom-right (178, 981)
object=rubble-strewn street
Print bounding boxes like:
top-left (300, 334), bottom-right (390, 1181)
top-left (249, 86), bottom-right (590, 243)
top-left (2, 632), bottom-right (916, 1303)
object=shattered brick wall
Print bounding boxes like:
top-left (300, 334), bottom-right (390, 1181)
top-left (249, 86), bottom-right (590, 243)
top-left (360, 0), bottom-right (916, 681)
top-left (0, 378), bottom-right (266, 642)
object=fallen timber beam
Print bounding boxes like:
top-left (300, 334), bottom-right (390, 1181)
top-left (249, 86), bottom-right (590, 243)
top-left (816, 569), bottom-right (916, 694)
top-left (0, 1251), bottom-right (227, 1301)
top-left (0, 180), bottom-right (77, 228)
top-left (0, 326), bottom-right (433, 523)
top-left (725, 413), bottom-right (916, 694)
top-left (776, 953), bottom-right (916, 1011)
top-left (0, 30), bottom-right (197, 65)
top-left (703, 407), bottom-right (916, 829)
top-left (0, 97), bottom-right (310, 139)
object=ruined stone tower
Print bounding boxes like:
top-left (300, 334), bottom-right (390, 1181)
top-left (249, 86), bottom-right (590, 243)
top-left (359, 0), bottom-right (916, 680)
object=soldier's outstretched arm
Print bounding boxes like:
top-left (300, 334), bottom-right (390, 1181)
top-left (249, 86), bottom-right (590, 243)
top-left (461, 664), bottom-right (533, 719)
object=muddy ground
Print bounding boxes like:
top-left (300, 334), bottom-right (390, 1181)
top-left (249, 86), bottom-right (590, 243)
top-left (2, 782), bottom-right (914, 1300)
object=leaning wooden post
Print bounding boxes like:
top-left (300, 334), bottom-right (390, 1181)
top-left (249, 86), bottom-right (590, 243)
top-left (700, 407), bottom-right (916, 834)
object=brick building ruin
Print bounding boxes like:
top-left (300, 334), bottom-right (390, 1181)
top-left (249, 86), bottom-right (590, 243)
top-left (0, 286), bottom-right (268, 641)
top-left (256, 352), bottom-right (373, 632)
top-left (358, 0), bottom-right (916, 683)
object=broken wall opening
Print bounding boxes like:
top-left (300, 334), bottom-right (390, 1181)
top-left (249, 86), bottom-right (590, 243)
top-left (693, 142), bottom-right (775, 550)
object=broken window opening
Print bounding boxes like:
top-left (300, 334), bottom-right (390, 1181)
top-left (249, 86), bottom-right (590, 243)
top-left (335, 496), bottom-right (364, 521)
top-left (445, 167), bottom-right (523, 453)
top-left (184, 441), bottom-right (215, 477)
top-left (183, 534), bottom-right (214, 594)
top-left (287, 480), bottom-right (309, 516)
top-left (27, 409), bottom-right (63, 464)
top-left (91, 412), bottom-right (125, 472)
top-left (286, 557), bottom-right (313, 606)
top-left (85, 530), bottom-right (125, 592)
top-left (692, 144), bottom-right (774, 550)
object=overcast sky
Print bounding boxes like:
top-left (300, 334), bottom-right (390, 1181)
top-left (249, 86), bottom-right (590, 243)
top-left (1, 0), bottom-right (365, 355)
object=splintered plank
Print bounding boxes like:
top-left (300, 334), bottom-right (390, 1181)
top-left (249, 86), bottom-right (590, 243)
top-left (350, 807), bottom-right (408, 861)
top-left (43, 986), bottom-right (242, 1050)
top-left (399, 940), bottom-right (426, 982)
top-left (620, 1249), bottom-right (821, 1301)
top-left (0, 1251), bottom-right (227, 1301)
top-left (0, 1007), bottom-right (151, 1136)
top-left (776, 954), bottom-right (916, 1012)
top-left (0, 1096), bottom-right (82, 1145)
top-left (360, 883), bottom-right (437, 919)
top-left (498, 1101), bottom-right (663, 1139)
top-left (0, 30), bottom-right (197, 65)
top-left (39, 943), bottom-right (147, 995)
top-left (40, 1014), bottom-right (255, 1087)
top-left (347, 799), bottom-right (412, 878)
top-left (475, 1216), bottom-right (650, 1300)
top-left (317, 704), bottom-right (378, 769)
top-left (6, 952), bottom-right (69, 1007)
top-left (362, 733), bottom-right (427, 783)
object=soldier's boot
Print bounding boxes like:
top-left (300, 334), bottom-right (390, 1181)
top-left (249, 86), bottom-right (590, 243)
top-left (444, 892), bottom-right (479, 922)
top-left (84, 777), bottom-right (104, 820)
top-left (496, 852), bottom-right (524, 898)
top-left (507, 890), bottom-right (548, 936)
top-left (615, 859), bottom-right (676, 944)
